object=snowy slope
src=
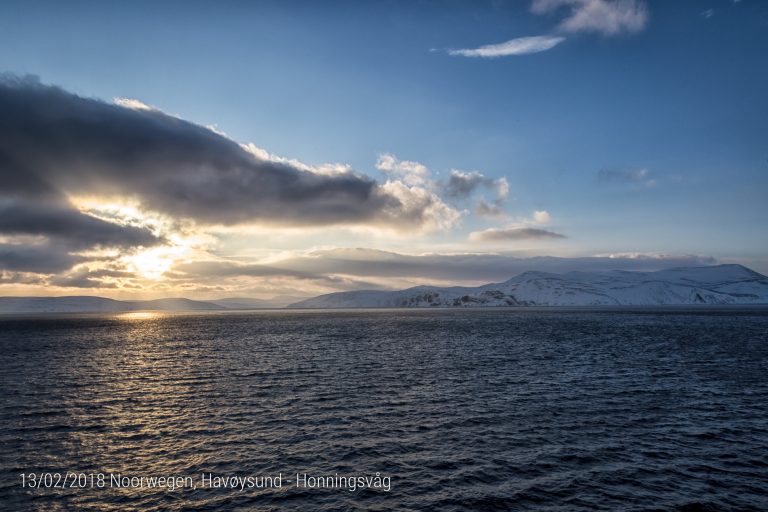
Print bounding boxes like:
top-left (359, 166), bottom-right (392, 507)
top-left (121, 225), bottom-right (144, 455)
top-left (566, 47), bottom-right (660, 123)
top-left (288, 264), bottom-right (768, 308)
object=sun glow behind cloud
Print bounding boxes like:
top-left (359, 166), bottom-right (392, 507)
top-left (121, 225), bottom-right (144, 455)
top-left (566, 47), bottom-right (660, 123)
top-left (127, 244), bottom-right (189, 280)
top-left (4, 76), bottom-right (716, 299)
top-left (71, 197), bottom-right (212, 280)
top-left (4, 62), bottom-right (760, 299)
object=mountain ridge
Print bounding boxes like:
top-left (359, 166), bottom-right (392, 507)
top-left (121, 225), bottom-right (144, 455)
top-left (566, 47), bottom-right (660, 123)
top-left (2, 265), bottom-right (766, 313)
top-left (288, 264), bottom-right (768, 308)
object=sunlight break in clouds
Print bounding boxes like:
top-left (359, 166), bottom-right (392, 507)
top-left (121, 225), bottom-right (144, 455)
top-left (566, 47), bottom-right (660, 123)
top-left (448, 35), bottom-right (565, 58)
top-left (113, 97), bottom-right (155, 111)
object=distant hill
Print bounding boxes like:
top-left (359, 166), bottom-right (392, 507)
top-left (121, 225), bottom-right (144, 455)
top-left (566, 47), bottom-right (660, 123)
top-left (124, 298), bottom-right (226, 311)
top-left (209, 296), bottom-right (306, 309)
top-left (288, 264), bottom-right (768, 308)
top-left (0, 296), bottom-right (129, 314)
top-left (0, 294), bottom-right (315, 314)
top-left (0, 296), bottom-right (227, 314)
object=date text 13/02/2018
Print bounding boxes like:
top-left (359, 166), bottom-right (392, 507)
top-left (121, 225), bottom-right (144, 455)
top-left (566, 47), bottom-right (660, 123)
top-left (18, 472), bottom-right (393, 493)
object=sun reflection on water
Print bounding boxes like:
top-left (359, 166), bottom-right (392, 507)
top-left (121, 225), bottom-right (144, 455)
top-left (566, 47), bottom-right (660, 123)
top-left (115, 311), bottom-right (166, 321)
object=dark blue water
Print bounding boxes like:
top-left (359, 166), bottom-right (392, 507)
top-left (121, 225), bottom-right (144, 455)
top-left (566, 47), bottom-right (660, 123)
top-left (1, 309), bottom-right (767, 511)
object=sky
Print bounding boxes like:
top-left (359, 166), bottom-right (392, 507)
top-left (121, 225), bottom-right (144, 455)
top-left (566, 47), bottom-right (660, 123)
top-left (0, 0), bottom-right (766, 299)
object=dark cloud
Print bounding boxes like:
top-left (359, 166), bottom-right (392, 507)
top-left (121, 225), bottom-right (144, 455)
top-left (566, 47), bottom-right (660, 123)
top-left (0, 194), bottom-right (159, 274)
top-left (0, 270), bottom-right (47, 285)
top-left (442, 171), bottom-right (488, 198)
top-left (0, 200), bottom-right (160, 249)
top-left (441, 170), bottom-right (505, 200)
top-left (470, 227), bottom-right (566, 241)
top-left (46, 266), bottom-right (135, 288)
top-left (0, 152), bottom-right (60, 200)
top-left (475, 199), bottom-right (507, 219)
top-left (50, 272), bottom-right (119, 289)
top-left (0, 75), bottom-right (450, 229)
top-left (0, 243), bottom-right (84, 273)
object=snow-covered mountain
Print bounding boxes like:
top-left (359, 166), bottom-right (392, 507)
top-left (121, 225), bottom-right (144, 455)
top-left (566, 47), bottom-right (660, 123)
top-left (288, 264), bottom-right (768, 308)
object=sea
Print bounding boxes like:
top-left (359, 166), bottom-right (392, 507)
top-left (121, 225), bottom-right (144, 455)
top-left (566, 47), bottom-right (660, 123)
top-left (1, 308), bottom-right (767, 511)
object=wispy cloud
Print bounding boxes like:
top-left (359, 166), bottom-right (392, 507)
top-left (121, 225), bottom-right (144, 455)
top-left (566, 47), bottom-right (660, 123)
top-left (442, 170), bottom-right (508, 201)
top-left (448, 35), bottom-right (565, 58)
top-left (476, 199), bottom-right (508, 219)
top-left (596, 167), bottom-right (656, 187)
top-left (531, 0), bottom-right (649, 36)
top-left (444, 1), bottom-right (648, 61)
top-left (700, 9), bottom-right (715, 19)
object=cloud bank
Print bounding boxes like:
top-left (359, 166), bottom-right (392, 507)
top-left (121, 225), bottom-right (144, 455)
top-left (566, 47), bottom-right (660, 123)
top-left (0, 75), bottom-right (456, 232)
top-left (0, 76), bottom-right (469, 283)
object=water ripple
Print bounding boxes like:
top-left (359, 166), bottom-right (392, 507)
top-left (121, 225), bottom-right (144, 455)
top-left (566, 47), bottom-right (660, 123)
top-left (1, 309), bottom-right (767, 510)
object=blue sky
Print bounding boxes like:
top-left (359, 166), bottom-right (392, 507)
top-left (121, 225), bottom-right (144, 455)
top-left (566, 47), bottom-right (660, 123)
top-left (0, 0), bottom-right (766, 297)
